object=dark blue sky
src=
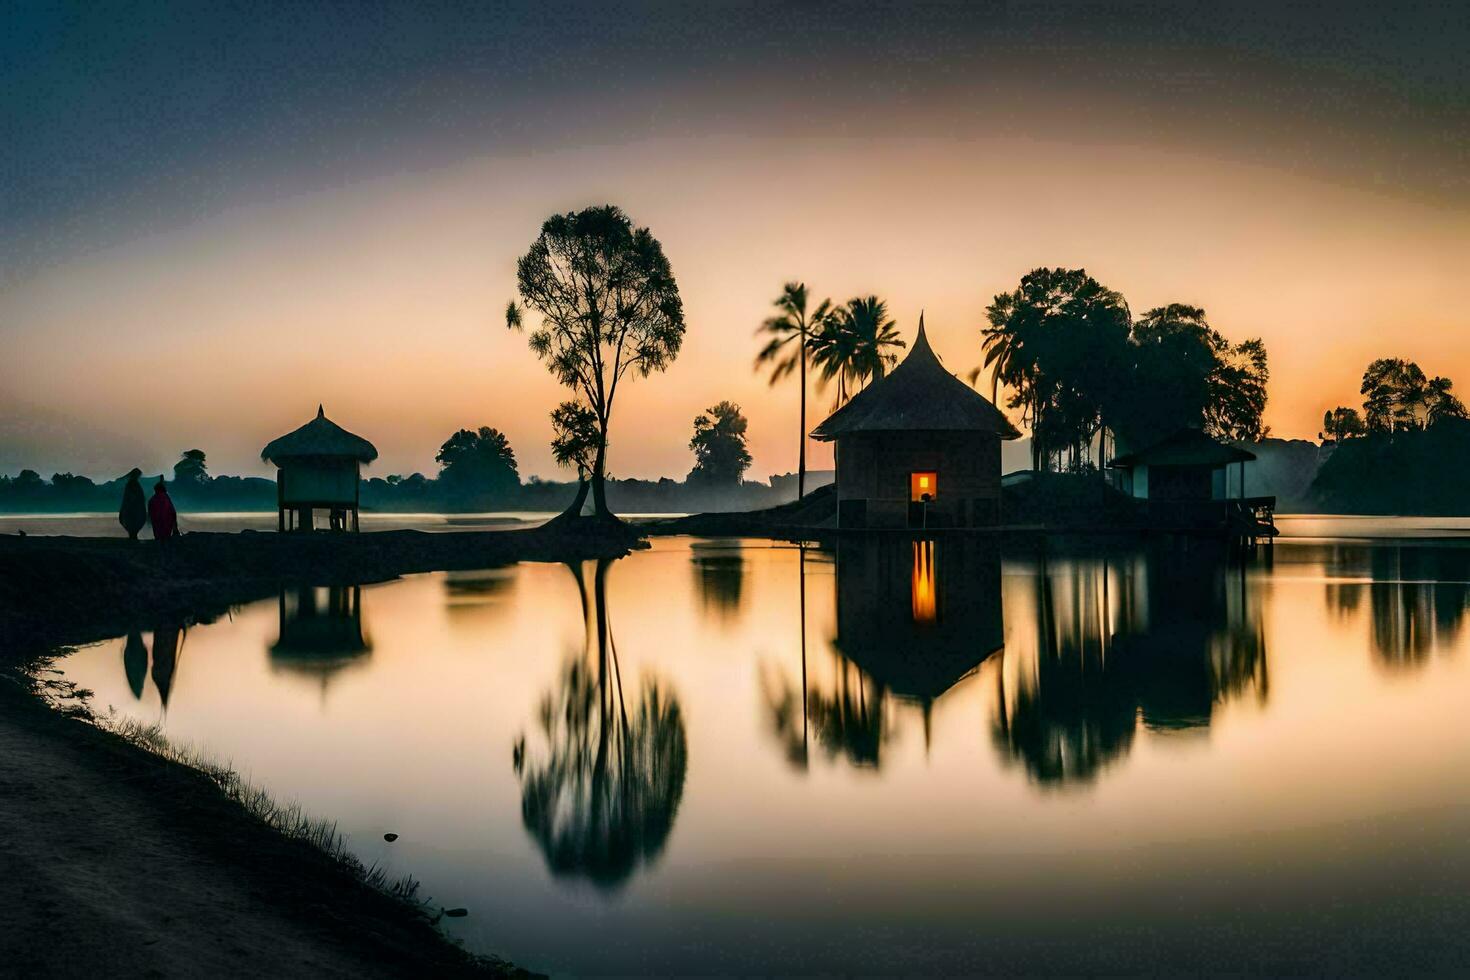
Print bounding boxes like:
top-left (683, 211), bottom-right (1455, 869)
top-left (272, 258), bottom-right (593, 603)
top-left (4, 1), bottom-right (1467, 278)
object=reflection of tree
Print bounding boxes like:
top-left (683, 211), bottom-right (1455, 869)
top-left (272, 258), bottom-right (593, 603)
top-left (1322, 545), bottom-right (1366, 619)
top-left (992, 558), bottom-right (1134, 785)
top-left (690, 540), bottom-right (745, 621)
top-left (514, 559), bottom-right (688, 890)
top-left (1365, 547), bottom-right (1470, 669)
top-left (805, 656), bottom-right (887, 767)
top-left (994, 547), bottom-right (1268, 788)
top-left (1320, 544), bottom-right (1470, 668)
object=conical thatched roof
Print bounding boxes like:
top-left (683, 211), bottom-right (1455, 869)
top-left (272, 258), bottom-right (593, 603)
top-left (811, 317), bottom-right (1020, 441)
top-left (1108, 427), bottom-right (1254, 469)
top-left (261, 406), bottom-right (378, 464)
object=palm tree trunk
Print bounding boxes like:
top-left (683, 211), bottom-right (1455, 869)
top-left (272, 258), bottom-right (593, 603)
top-left (798, 321), bottom-right (807, 500)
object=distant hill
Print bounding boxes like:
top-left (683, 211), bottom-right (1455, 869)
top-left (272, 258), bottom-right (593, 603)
top-left (1309, 419), bottom-right (1470, 515)
top-left (1237, 437), bottom-right (1324, 513)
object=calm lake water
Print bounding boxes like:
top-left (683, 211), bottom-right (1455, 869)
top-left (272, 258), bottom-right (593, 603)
top-left (59, 533), bottom-right (1470, 974)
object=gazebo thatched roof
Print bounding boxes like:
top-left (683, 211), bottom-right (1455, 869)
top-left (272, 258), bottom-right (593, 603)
top-left (1109, 427), bottom-right (1255, 469)
top-left (811, 317), bottom-right (1020, 441)
top-left (261, 406), bottom-right (378, 464)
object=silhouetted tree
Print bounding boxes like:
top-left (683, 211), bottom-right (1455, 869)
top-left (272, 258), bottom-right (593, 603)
top-left (507, 204), bottom-right (685, 520)
top-left (755, 283), bottom-right (833, 500)
top-left (978, 268), bottom-right (1131, 470)
top-left (810, 296), bottom-right (905, 407)
top-left (435, 426), bottom-right (519, 497)
top-left (548, 400), bottom-right (600, 521)
top-left (49, 472), bottom-right (95, 493)
top-left (1124, 304), bottom-right (1269, 446)
top-left (688, 400), bottom-right (752, 486)
top-left (1321, 406), bottom-right (1366, 444)
top-left (7, 470), bottom-right (44, 499)
top-left (173, 449), bottom-right (208, 484)
top-left (1359, 358), bottom-right (1463, 435)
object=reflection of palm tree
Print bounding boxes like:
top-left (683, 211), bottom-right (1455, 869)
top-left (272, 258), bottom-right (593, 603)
top-left (993, 556), bottom-right (1133, 786)
top-left (759, 543), bottom-right (811, 770)
top-left (806, 655), bottom-right (886, 767)
top-left (514, 559), bottom-right (688, 889)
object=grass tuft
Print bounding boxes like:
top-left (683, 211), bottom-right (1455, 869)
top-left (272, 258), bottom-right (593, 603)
top-left (103, 715), bottom-right (425, 905)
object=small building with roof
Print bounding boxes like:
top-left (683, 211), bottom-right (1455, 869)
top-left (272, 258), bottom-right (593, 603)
top-left (261, 405), bottom-right (378, 531)
top-left (1108, 426), bottom-right (1254, 502)
top-left (811, 316), bottom-right (1020, 529)
top-left (1108, 426), bottom-right (1277, 535)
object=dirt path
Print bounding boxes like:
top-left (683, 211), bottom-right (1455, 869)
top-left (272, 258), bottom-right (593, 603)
top-left (0, 688), bottom-right (520, 977)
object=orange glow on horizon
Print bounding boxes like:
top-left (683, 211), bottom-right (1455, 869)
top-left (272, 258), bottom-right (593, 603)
top-left (2, 137), bottom-right (1465, 480)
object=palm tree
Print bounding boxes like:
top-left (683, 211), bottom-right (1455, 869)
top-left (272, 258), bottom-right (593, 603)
top-left (811, 296), bottom-right (906, 408)
top-left (754, 283), bottom-right (832, 500)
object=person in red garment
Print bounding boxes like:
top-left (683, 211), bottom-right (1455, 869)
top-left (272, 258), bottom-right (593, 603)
top-left (148, 478), bottom-right (179, 542)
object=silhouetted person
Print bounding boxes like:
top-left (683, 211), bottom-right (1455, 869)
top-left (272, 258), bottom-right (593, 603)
top-left (119, 468), bottom-right (147, 541)
top-left (148, 479), bottom-right (178, 542)
top-left (122, 630), bottom-right (148, 700)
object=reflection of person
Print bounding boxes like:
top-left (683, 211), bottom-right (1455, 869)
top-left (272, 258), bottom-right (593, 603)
top-left (122, 630), bottom-right (148, 700)
top-left (151, 624), bottom-right (182, 708)
top-left (148, 479), bottom-right (178, 542)
top-left (118, 469), bottom-right (147, 541)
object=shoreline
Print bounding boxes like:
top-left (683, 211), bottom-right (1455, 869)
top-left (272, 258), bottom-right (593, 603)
top-left (0, 523), bottom-right (641, 977)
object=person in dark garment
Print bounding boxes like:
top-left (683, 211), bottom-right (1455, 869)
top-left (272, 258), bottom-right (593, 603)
top-left (148, 479), bottom-right (178, 542)
top-left (118, 468), bottom-right (147, 541)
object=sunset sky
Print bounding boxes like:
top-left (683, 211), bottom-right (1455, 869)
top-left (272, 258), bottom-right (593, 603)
top-left (3, 1), bottom-right (1467, 480)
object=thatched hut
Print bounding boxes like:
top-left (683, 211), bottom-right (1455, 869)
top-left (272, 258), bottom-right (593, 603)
top-left (261, 406), bottom-right (377, 532)
top-left (811, 317), bottom-right (1019, 529)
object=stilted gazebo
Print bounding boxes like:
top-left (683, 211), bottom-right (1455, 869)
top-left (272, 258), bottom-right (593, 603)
top-left (812, 316), bottom-right (1020, 529)
top-left (261, 406), bottom-right (378, 532)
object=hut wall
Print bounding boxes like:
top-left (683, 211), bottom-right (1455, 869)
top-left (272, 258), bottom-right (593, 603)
top-left (835, 430), bottom-right (1001, 528)
top-left (280, 458), bottom-right (359, 506)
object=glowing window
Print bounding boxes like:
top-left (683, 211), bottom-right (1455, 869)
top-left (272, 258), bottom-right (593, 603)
top-left (910, 471), bottom-right (938, 502)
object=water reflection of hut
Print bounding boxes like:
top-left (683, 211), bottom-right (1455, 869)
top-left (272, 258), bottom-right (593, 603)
top-left (269, 585), bottom-right (371, 693)
top-left (812, 318), bottom-right (1020, 529)
top-left (834, 537), bottom-right (1004, 702)
top-left (260, 406), bottom-right (378, 532)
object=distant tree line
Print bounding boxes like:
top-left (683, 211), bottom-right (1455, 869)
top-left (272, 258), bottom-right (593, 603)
top-left (1319, 357), bottom-right (1466, 444)
top-left (1308, 358), bottom-right (1470, 514)
top-left (0, 410), bottom-right (767, 515)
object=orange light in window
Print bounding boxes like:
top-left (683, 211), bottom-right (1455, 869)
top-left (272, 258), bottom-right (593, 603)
top-left (910, 471), bottom-right (938, 502)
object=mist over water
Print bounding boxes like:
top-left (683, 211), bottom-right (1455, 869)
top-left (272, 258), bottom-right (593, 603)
top-left (57, 533), bottom-right (1470, 973)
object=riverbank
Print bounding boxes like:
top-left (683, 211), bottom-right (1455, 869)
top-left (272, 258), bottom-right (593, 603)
top-left (0, 521), bottom-right (639, 657)
top-left (0, 522), bottom-right (642, 977)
